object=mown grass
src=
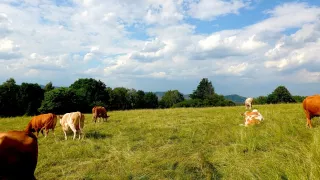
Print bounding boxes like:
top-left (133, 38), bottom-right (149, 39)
top-left (1, 104), bottom-right (320, 179)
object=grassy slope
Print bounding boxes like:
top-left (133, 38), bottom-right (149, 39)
top-left (1, 104), bottom-right (320, 179)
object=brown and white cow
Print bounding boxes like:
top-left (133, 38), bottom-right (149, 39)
top-left (92, 106), bottom-right (110, 123)
top-left (59, 112), bottom-right (85, 140)
top-left (25, 113), bottom-right (57, 137)
top-left (245, 97), bottom-right (254, 109)
top-left (241, 109), bottom-right (264, 127)
top-left (303, 94), bottom-right (320, 128)
top-left (0, 130), bottom-right (38, 180)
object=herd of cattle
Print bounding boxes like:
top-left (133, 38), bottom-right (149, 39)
top-left (0, 106), bottom-right (108, 179)
top-left (0, 95), bottom-right (320, 179)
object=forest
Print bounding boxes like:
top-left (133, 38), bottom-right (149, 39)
top-left (0, 77), bottom-right (306, 117)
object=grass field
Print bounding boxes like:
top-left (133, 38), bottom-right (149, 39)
top-left (1, 104), bottom-right (320, 179)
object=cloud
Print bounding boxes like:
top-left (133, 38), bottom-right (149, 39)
top-left (187, 0), bottom-right (250, 20)
top-left (0, 38), bottom-right (21, 59)
top-left (1, 1), bottom-right (320, 96)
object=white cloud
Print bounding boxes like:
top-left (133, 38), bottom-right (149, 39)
top-left (0, 1), bottom-right (320, 96)
top-left (188, 0), bottom-right (249, 20)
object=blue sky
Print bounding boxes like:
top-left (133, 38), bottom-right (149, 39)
top-left (1, 0), bottom-right (320, 97)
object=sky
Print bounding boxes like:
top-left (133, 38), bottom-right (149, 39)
top-left (1, 0), bottom-right (320, 97)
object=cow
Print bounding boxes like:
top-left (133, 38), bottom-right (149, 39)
top-left (240, 109), bottom-right (264, 127)
top-left (59, 111), bottom-right (85, 140)
top-left (302, 94), bottom-right (320, 128)
top-left (245, 97), bottom-right (254, 109)
top-left (92, 106), bottom-right (110, 123)
top-left (25, 113), bottom-right (58, 138)
top-left (0, 130), bottom-right (38, 180)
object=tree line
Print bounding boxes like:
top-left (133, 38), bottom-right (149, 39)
top-left (0, 77), bottom-right (306, 117)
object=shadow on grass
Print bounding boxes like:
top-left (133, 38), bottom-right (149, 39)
top-left (85, 131), bottom-right (113, 139)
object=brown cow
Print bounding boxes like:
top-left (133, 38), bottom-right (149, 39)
top-left (0, 130), bottom-right (38, 179)
top-left (303, 94), bottom-right (320, 128)
top-left (92, 106), bottom-right (110, 123)
top-left (26, 113), bottom-right (57, 137)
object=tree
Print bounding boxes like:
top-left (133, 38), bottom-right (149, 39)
top-left (70, 78), bottom-right (109, 111)
top-left (190, 78), bottom-right (215, 100)
top-left (144, 92), bottom-right (158, 109)
top-left (38, 87), bottom-right (82, 114)
top-left (44, 81), bottom-right (54, 92)
top-left (110, 87), bottom-right (130, 110)
top-left (135, 90), bottom-right (146, 109)
top-left (159, 90), bottom-right (185, 108)
top-left (18, 83), bottom-right (44, 115)
top-left (0, 78), bottom-right (20, 116)
top-left (267, 86), bottom-right (296, 104)
top-left (255, 96), bottom-right (267, 105)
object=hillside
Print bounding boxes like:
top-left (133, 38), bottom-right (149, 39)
top-left (1, 104), bottom-right (319, 179)
top-left (224, 94), bottom-right (247, 104)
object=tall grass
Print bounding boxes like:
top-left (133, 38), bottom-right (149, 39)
top-left (1, 104), bottom-right (320, 179)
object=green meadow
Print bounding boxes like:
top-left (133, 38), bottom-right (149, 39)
top-left (1, 104), bottom-right (320, 180)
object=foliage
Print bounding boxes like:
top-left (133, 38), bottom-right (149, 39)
top-left (0, 78), bottom-right (20, 116)
top-left (159, 90), bottom-right (185, 108)
top-left (109, 87), bottom-right (130, 110)
top-left (38, 87), bottom-right (83, 114)
top-left (144, 92), bottom-right (159, 109)
top-left (267, 86), bottom-right (296, 104)
top-left (70, 78), bottom-right (109, 111)
top-left (292, 95), bottom-right (307, 103)
top-left (254, 96), bottom-right (268, 105)
top-left (190, 78), bottom-right (215, 100)
top-left (18, 83), bottom-right (44, 116)
top-left (44, 81), bottom-right (54, 92)
top-left (173, 95), bottom-right (235, 108)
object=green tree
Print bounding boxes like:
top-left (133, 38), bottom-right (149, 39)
top-left (159, 90), bottom-right (185, 108)
top-left (0, 78), bottom-right (20, 116)
top-left (110, 87), bottom-right (130, 110)
top-left (44, 81), bottom-right (54, 92)
top-left (18, 83), bottom-right (44, 115)
top-left (135, 90), bottom-right (146, 109)
top-left (38, 87), bottom-right (82, 114)
top-left (190, 78), bottom-right (215, 100)
top-left (267, 86), bottom-right (296, 104)
top-left (144, 92), bottom-right (158, 109)
top-left (292, 95), bottom-right (307, 103)
top-left (70, 78), bottom-right (109, 111)
top-left (255, 96), bottom-right (267, 105)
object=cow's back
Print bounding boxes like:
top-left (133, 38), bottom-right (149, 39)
top-left (0, 131), bottom-right (38, 179)
top-left (303, 95), bottom-right (320, 116)
top-left (70, 112), bottom-right (84, 130)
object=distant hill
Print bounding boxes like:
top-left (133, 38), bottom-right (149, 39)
top-left (224, 94), bottom-right (247, 104)
top-left (154, 92), bottom-right (245, 103)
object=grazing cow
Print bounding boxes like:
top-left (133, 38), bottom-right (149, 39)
top-left (92, 106), bottom-right (110, 123)
top-left (26, 113), bottom-right (57, 137)
top-left (245, 97), bottom-right (254, 109)
top-left (303, 94), bottom-right (320, 128)
top-left (59, 112), bottom-right (85, 140)
top-left (0, 130), bottom-right (38, 180)
top-left (241, 109), bottom-right (264, 127)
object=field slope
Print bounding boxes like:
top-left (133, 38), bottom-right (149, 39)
top-left (1, 104), bottom-right (320, 179)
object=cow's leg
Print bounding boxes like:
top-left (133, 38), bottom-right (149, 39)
top-left (69, 124), bottom-right (77, 140)
top-left (63, 130), bottom-right (68, 140)
top-left (304, 111), bottom-right (312, 128)
top-left (44, 129), bottom-right (49, 137)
